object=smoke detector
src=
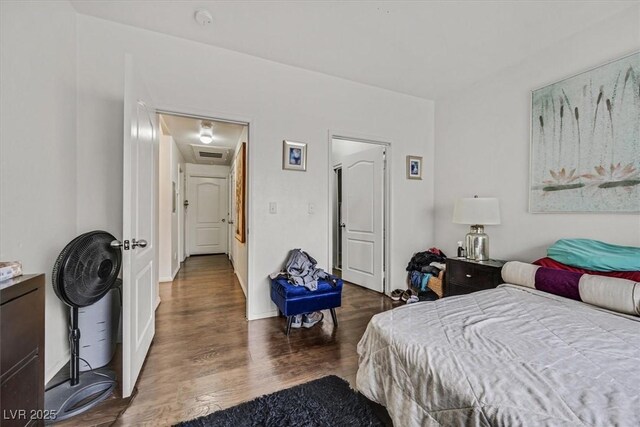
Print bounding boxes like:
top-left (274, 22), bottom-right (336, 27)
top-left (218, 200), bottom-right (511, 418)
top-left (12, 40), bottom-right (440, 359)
top-left (194, 9), bottom-right (213, 27)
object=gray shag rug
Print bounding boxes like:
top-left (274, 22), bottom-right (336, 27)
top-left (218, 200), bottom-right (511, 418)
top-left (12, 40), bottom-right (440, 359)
top-left (174, 375), bottom-right (390, 427)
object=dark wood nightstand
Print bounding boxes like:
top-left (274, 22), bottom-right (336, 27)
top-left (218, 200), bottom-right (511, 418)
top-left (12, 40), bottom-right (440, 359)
top-left (444, 258), bottom-right (506, 297)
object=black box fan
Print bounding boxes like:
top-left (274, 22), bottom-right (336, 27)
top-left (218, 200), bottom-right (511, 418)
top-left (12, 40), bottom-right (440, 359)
top-left (45, 230), bottom-right (122, 423)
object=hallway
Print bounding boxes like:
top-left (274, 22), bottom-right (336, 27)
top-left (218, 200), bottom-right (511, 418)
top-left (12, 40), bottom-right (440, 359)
top-left (61, 255), bottom-right (393, 426)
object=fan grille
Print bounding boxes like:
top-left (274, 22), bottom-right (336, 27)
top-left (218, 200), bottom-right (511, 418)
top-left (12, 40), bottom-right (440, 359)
top-left (52, 231), bottom-right (121, 307)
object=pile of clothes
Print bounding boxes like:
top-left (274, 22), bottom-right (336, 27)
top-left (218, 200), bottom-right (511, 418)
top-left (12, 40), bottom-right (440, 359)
top-left (406, 247), bottom-right (446, 298)
top-left (270, 248), bottom-right (339, 291)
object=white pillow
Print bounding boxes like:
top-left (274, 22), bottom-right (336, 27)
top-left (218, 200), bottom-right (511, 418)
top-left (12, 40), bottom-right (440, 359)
top-left (579, 275), bottom-right (640, 316)
top-left (501, 261), bottom-right (538, 289)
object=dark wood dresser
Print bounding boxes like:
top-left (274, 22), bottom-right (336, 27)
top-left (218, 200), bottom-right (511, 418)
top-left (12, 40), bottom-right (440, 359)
top-left (445, 258), bottom-right (506, 297)
top-left (1, 274), bottom-right (45, 427)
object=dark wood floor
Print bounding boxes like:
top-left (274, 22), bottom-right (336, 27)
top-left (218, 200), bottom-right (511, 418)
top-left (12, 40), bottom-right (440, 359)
top-left (58, 255), bottom-right (394, 426)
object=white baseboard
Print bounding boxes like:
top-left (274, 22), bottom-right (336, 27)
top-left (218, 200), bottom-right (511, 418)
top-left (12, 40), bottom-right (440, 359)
top-left (248, 309), bottom-right (278, 321)
top-left (235, 272), bottom-right (247, 298)
top-left (155, 296), bottom-right (161, 309)
top-left (160, 265), bottom-right (181, 283)
top-left (45, 350), bottom-right (70, 384)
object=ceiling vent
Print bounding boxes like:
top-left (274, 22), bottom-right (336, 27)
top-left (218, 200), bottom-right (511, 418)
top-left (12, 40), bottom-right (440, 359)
top-left (199, 151), bottom-right (223, 158)
top-left (191, 144), bottom-right (231, 164)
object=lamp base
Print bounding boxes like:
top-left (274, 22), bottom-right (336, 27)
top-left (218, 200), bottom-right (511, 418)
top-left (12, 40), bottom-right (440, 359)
top-left (464, 225), bottom-right (490, 261)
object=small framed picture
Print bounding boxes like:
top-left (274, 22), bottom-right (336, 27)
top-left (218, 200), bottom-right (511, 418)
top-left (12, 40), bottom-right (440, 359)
top-left (406, 155), bottom-right (422, 180)
top-left (282, 140), bottom-right (307, 171)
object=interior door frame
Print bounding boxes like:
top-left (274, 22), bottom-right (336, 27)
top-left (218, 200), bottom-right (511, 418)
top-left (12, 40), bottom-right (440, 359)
top-left (178, 167), bottom-right (185, 262)
top-left (156, 107), bottom-right (253, 319)
top-left (332, 166), bottom-right (342, 271)
top-left (327, 131), bottom-right (391, 295)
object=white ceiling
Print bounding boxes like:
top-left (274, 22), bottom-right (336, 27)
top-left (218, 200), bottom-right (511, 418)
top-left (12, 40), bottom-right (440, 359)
top-left (70, 1), bottom-right (636, 100)
top-left (160, 114), bottom-right (246, 165)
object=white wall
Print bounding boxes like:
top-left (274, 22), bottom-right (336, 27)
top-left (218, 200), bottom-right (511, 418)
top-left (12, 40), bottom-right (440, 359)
top-left (159, 135), bottom-right (185, 283)
top-left (76, 15), bottom-right (434, 320)
top-left (0, 1), bottom-right (77, 381)
top-left (230, 127), bottom-right (249, 296)
top-left (185, 163), bottom-right (230, 178)
top-left (434, 6), bottom-right (640, 262)
top-left (158, 135), bottom-right (172, 282)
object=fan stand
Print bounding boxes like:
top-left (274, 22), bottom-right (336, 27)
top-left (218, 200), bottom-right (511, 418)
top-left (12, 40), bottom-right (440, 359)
top-left (45, 307), bottom-right (116, 423)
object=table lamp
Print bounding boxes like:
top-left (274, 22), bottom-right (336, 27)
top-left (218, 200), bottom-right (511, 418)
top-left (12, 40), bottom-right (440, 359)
top-left (452, 196), bottom-right (501, 261)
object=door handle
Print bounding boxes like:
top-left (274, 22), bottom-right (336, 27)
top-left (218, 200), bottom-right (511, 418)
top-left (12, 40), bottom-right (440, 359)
top-left (340, 223), bottom-right (346, 228)
top-left (132, 239), bottom-right (148, 249)
top-left (221, 219), bottom-right (226, 222)
top-left (111, 239), bottom-right (130, 250)
top-left (228, 220), bottom-right (234, 225)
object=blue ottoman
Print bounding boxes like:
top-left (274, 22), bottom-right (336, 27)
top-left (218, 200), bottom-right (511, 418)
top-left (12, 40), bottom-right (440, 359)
top-left (270, 277), bottom-right (343, 335)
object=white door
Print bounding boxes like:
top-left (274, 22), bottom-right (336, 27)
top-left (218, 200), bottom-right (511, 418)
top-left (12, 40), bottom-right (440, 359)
top-left (341, 146), bottom-right (384, 292)
top-left (187, 176), bottom-right (229, 255)
top-left (122, 55), bottom-right (158, 398)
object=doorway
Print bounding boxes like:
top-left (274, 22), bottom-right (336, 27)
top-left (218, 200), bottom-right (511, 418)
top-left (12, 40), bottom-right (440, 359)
top-left (333, 167), bottom-right (343, 270)
top-left (156, 111), bottom-right (250, 297)
top-left (178, 167), bottom-right (185, 262)
top-left (329, 136), bottom-right (389, 294)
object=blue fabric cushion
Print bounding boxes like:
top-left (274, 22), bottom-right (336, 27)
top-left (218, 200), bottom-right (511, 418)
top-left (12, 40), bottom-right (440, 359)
top-left (272, 277), bottom-right (343, 298)
top-left (270, 277), bottom-right (343, 317)
top-left (547, 239), bottom-right (640, 272)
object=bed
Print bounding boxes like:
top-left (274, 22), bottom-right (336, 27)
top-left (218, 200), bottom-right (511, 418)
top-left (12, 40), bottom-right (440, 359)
top-left (356, 282), bottom-right (640, 426)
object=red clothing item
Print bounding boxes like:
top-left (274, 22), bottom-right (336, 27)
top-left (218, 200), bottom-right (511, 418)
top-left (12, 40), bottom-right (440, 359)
top-left (534, 257), bottom-right (640, 282)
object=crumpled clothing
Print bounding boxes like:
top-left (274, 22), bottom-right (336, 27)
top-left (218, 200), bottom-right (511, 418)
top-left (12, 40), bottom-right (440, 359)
top-left (410, 271), bottom-right (432, 292)
top-left (406, 248), bottom-right (447, 272)
top-left (282, 249), bottom-right (330, 291)
top-left (420, 265), bottom-right (441, 275)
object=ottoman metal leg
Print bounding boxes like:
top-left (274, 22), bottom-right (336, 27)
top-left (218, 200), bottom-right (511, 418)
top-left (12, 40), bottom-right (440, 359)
top-left (286, 316), bottom-right (293, 335)
top-left (330, 308), bottom-right (338, 327)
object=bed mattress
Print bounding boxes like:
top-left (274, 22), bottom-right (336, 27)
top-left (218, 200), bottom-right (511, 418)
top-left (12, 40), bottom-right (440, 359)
top-left (356, 284), bottom-right (640, 426)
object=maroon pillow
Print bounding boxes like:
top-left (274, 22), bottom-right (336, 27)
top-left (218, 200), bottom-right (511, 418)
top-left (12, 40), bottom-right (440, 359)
top-left (534, 257), bottom-right (640, 282)
top-left (535, 267), bottom-right (582, 301)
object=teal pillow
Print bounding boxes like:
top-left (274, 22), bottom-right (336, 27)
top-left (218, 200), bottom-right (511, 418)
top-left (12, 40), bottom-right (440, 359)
top-left (547, 239), bottom-right (640, 272)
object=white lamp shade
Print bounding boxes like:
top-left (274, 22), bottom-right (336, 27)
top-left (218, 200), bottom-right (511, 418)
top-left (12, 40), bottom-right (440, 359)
top-left (452, 197), bottom-right (501, 225)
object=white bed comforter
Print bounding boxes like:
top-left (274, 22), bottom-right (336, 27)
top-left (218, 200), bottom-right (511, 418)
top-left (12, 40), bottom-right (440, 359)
top-left (356, 284), bottom-right (640, 426)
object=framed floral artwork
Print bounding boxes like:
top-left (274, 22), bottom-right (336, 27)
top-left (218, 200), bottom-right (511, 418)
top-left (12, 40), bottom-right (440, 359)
top-left (530, 51), bottom-right (639, 212)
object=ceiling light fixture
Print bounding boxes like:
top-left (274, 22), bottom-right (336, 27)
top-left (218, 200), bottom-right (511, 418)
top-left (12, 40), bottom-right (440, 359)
top-left (200, 121), bottom-right (214, 144)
